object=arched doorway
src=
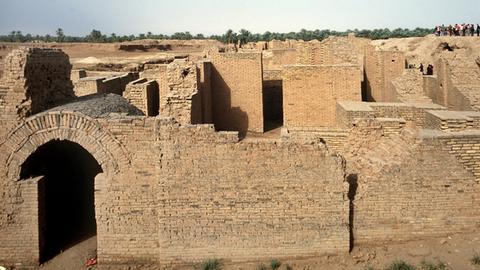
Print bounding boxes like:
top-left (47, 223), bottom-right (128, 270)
top-left (20, 139), bottom-right (102, 263)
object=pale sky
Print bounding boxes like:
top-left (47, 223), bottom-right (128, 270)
top-left (0, 0), bottom-right (478, 36)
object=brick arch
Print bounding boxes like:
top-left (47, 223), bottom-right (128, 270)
top-left (2, 111), bottom-right (131, 180)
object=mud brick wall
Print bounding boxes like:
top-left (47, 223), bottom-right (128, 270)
top-left (431, 57), bottom-right (479, 111)
top-left (0, 48), bottom-right (75, 139)
top-left (210, 52), bottom-right (264, 134)
top-left (365, 46), bottom-right (405, 102)
top-left (157, 123), bottom-right (349, 263)
top-left (160, 60), bottom-right (202, 124)
top-left (74, 77), bottom-right (106, 96)
top-left (283, 65), bottom-right (361, 128)
top-left (95, 116), bottom-right (160, 263)
top-left (71, 69), bottom-right (86, 83)
top-left (295, 37), bottom-right (360, 67)
top-left (197, 61), bottom-right (213, 124)
top-left (262, 49), bottom-right (298, 70)
top-left (426, 131), bottom-right (480, 182)
top-left (369, 103), bottom-right (444, 127)
top-left (376, 117), bottom-right (406, 136)
top-left (102, 73), bottom-right (138, 96)
top-left (124, 78), bottom-right (159, 116)
top-left (0, 177), bottom-right (43, 266)
top-left (336, 101), bottom-right (376, 128)
top-left (356, 140), bottom-right (480, 244)
top-left (345, 124), bottom-right (480, 245)
top-left (424, 110), bottom-right (477, 132)
top-left (282, 127), bottom-right (349, 153)
top-left (0, 48), bottom-right (74, 118)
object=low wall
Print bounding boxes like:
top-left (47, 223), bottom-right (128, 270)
top-left (158, 123), bottom-right (349, 263)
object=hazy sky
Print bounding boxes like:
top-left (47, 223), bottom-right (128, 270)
top-left (0, 0), bottom-right (478, 36)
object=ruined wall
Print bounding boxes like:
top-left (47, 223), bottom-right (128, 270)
top-left (71, 69), bottom-right (86, 83)
top-left (391, 69), bottom-right (432, 103)
top-left (210, 52), bottom-right (264, 134)
top-left (283, 65), bottom-right (361, 128)
top-left (160, 60), bottom-right (202, 124)
top-left (101, 73), bottom-right (138, 96)
top-left (74, 73), bottom-right (137, 97)
top-left (124, 78), bottom-right (159, 116)
top-left (0, 176), bottom-right (43, 265)
top-left (423, 75), bottom-right (443, 104)
top-left (427, 57), bottom-right (479, 111)
top-left (74, 76), bottom-right (106, 96)
top-left (197, 61), bottom-right (213, 124)
top-left (0, 48), bottom-right (75, 139)
top-left (365, 46), bottom-right (405, 102)
top-left (336, 101), bottom-right (445, 129)
top-left (262, 49), bottom-right (298, 70)
top-left (295, 37), bottom-right (360, 67)
top-left (158, 123), bottom-right (349, 263)
top-left (344, 121), bottom-right (480, 245)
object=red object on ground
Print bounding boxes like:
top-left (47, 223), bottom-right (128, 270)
top-left (85, 258), bottom-right (97, 267)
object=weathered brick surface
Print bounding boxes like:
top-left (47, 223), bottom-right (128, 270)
top-left (0, 48), bottom-right (74, 119)
top-left (210, 52), bottom-right (264, 134)
top-left (283, 65), bottom-right (361, 128)
top-left (157, 123), bottom-right (349, 263)
top-left (342, 121), bottom-right (480, 245)
top-left (2, 47), bottom-right (480, 269)
top-left (124, 78), bottom-right (159, 116)
top-left (365, 45), bottom-right (405, 102)
top-left (74, 73), bottom-right (138, 97)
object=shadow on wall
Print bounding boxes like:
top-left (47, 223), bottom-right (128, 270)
top-left (347, 173), bottom-right (358, 252)
top-left (363, 69), bottom-right (376, 102)
top-left (210, 65), bottom-right (249, 137)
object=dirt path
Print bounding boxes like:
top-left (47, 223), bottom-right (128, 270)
top-left (28, 232), bottom-right (480, 269)
top-left (40, 237), bottom-right (97, 270)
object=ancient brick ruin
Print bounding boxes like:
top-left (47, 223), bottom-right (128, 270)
top-left (1, 36), bottom-right (480, 268)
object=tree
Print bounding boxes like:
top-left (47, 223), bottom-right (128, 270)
top-left (56, 28), bottom-right (65, 42)
top-left (87, 29), bottom-right (104, 42)
top-left (238, 29), bottom-right (251, 45)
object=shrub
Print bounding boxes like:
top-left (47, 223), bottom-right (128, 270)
top-left (385, 260), bottom-right (416, 270)
top-left (197, 259), bottom-right (221, 270)
top-left (256, 264), bottom-right (268, 270)
top-left (283, 264), bottom-right (292, 270)
top-left (472, 254), bottom-right (480, 265)
top-left (420, 260), bottom-right (447, 270)
top-left (270, 259), bottom-right (281, 270)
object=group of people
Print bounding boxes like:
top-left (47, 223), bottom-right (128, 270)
top-left (435, 24), bottom-right (480, 36)
top-left (419, 63), bottom-right (434, 75)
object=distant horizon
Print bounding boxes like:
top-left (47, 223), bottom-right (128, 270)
top-left (0, 27), bottom-right (438, 37)
top-left (0, 0), bottom-right (478, 36)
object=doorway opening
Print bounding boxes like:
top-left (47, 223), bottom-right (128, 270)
top-left (20, 140), bottom-right (102, 263)
top-left (263, 79), bottom-right (284, 132)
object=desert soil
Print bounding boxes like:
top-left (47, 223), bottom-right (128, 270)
top-left (9, 231), bottom-right (476, 270)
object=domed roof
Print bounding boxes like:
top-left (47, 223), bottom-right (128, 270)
top-left (46, 93), bottom-right (144, 118)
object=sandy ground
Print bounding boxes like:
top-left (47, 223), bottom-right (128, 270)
top-left (0, 41), bottom-right (208, 74)
top-left (372, 35), bottom-right (480, 66)
top-left (5, 231), bottom-right (475, 270)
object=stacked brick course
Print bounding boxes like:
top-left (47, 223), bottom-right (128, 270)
top-left (283, 65), bottom-right (361, 128)
top-left (210, 52), bottom-right (264, 134)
